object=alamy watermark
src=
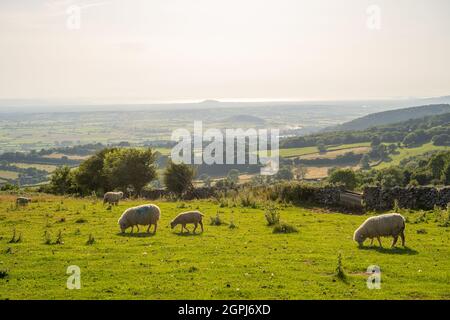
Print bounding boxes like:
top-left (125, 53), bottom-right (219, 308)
top-left (66, 265), bottom-right (81, 289)
top-left (366, 4), bottom-right (382, 31)
top-left (366, 265), bottom-right (381, 289)
top-left (171, 121), bottom-right (279, 175)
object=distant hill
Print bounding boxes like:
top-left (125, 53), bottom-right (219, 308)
top-left (223, 114), bottom-right (266, 124)
top-left (326, 104), bottom-right (450, 132)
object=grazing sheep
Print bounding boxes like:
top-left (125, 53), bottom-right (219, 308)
top-left (16, 197), bottom-right (31, 206)
top-left (118, 204), bottom-right (160, 234)
top-left (103, 191), bottom-right (123, 205)
top-left (353, 213), bottom-right (406, 247)
top-left (170, 211), bottom-right (204, 234)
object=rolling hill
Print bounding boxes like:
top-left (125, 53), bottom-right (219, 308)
top-left (326, 104), bottom-right (450, 132)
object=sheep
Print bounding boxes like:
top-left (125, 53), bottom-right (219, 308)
top-left (170, 211), bottom-right (204, 234)
top-left (118, 204), bottom-right (160, 234)
top-left (353, 213), bottom-right (406, 248)
top-left (103, 191), bottom-right (123, 205)
top-left (16, 197), bottom-right (31, 206)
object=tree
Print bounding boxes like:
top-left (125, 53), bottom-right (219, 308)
top-left (74, 148), bottom-right (115, 195)
top-left (49, 166), bottom-right (76, 195)
top-left (317, 141), bottom-right (327, 154)
top-left (103, 148), bottom-right (157, 195)
top-left (293, 164), bottom-right (308, 180)
top-left (432, 134), bottom-right (450, 146)
top-left (164, 161), bottom-right (195, 197)
top-left (198, 174), bottom-right (212, 187)
top-left (275, 166), bottom-right (294, 181)
top-left (328, 168), bottom-right (357, 190)
top-left (359, 154), bottom-right (371, 170)
top-left (428, 153), bottom-right (448, 179)
top-left (227, 169), bottom-right (240, 185)
top-left (370, 136), bottom-right (381, 148)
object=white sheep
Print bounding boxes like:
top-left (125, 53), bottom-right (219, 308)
top-left (353, 213), bottom-right (406, 247)
top-left (118, 204), bottom-right (161, 234)
top-left (103, 191), bottom-right (123, 205)
top-left (16, 197), bottom-right (31, 206)
top-left (170, 211), bottom-right (204, 234)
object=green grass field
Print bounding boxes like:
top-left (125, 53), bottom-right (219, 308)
top-left (0, 195), bottom-right (449, 300)
top-left (374, 143), bottom-right (449, 169)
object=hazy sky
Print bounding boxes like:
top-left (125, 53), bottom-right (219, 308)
top-left (1, 0), bottom-right (450, 103)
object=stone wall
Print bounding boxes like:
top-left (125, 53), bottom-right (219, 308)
top-left (363, 186), bottom-right (450, 211)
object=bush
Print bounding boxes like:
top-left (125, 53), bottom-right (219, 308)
top-left (210, 213), bottom-right (225, 226)
top-left (334, 253), bottom-right (347, 282)
top-left (0, 270), bottom-right (9, 279)
top-left (264, 206), bottom-right (280, 226)
top-left (86, 234), bottom-right (95, 245)
top-left (272, 222), bottom-right (298, 234)
top-left (164, 161), bottom-right (195, 197)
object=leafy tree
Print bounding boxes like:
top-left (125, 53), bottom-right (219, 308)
top-left (198, 174), bottom-right (212, 187)
top-left (164, 161), bottom-right (195, 197)
top-left (442, 162), bottom-right (450, 185)
top-left (293, 164), bottom-right (308, 180)
top-left (370, 136), bottom-right (381, 148)
top-left (49, 166), bottom-right (76, 195)
top-left (432, 134), bottom-right (450, 146)
top-left (227, 169), bottom-right (240, 185)
top-left (317, 141), bottom-right (327, 154)
top-left (329, 168), bottom-right (357, 190)
top-left (359, 154), bottom-right (371, 170)
top-left (103, 148), bottom-right (157, 195)
top-left (428, 153), bottom-right (449, 179)
top-left (275, 166), bottom-right (294, 181)
top-left (74, 148), bottom-right (115, 195)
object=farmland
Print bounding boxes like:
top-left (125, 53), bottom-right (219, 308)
top-left (0, 195), bottom-right (449, 300)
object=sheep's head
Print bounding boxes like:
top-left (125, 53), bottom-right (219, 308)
top-left (170, 220), bottom-right (176, 229)
top-left (118, 218), bottom-right (129, 233)
top-left (353, 228), bottom-right (366, 246)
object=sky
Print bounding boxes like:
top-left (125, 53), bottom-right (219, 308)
top-left (0, 0), bottom-right (450, 103)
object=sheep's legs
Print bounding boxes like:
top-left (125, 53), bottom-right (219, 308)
top-left (130, 226), bottom-right (134, 233)
top-left (370, 238), bottom-right (374, 246)
top-left (183, 224), bottom-right (190, 233)
top-left (391, 236), bottom-right (398, 247)
top-left (153, 223), bottom-right (157, 234)
top-left (147, 224), bottom-right (151, 233)
top-left (400, 231), bottom-right (405, 246)
top-left (136, 225), bottom-right (139, 233)
top-left (193, 223), bottom-right (198, 234)
top-left (377, 237), bottom-right (382, 247)
top-left (199, 221), bottom-right (204, 232)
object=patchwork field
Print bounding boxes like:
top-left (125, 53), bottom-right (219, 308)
top-left (280, 143), bottom-right (371, 159)
top-left (0, 195), bottom-right (449, 300)
top-left (374, 143), bottom-right (449, 169)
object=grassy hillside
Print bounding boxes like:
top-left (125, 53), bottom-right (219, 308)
top-left (1, 195), bottom-right (449, 299)
top-left (328, 104), bottom-right (450, 132)
top-left (374, 143), bottom-right (449, 169)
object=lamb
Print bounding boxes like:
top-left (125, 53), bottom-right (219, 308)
top-left (353, 213), bottom-right (406, 247)
top-left (118, 204), bottom-right (161, 234)
top-left (16, 197), bottom-right (31, 206)
top-left (103, 191), bottom-right (123, 205)
top-left (170, 211), bottom-right (204, 234)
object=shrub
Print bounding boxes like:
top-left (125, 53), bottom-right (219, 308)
top-left (0, 270), bottom-right (9, 279)
top-left (334, 253), bottom-right (346, 282)
top-left (86, 234), bottom-right (95, 245)
top-left (55, 231), bottom-right (64, 245)
top-left (265, 206), bottom-right (280, 226)
top-left (273, 222), bottom-right (298, 234)
top-left (210, 212), bottom-right (225, 226)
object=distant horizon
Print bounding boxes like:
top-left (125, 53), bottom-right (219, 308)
top-left (1, 94), bottom-right (450, 107)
